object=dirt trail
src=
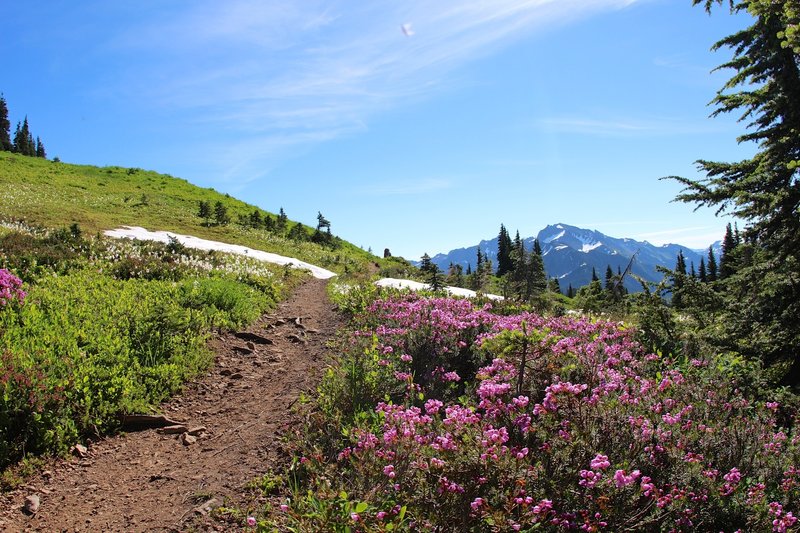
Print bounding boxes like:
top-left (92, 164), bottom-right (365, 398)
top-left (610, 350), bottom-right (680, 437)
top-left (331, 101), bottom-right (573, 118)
top-left (0, 277), bottom-right (342, 532)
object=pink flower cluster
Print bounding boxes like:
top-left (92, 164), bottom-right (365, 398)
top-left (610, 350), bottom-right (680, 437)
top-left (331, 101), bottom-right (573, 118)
top-left (310, 294), bottom-right (800, 531)
top-left (0, 268), bottom-right (25, 306)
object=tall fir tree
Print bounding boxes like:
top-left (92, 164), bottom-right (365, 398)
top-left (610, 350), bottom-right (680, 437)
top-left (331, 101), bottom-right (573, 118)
top-left (35, 137), bottom-right (45, 158)
top-left (674, 1), bottom-right (800, 258)
top-left (706, 246), bottom-right (718, 282)
top-left (276, 207), bottom-right (288, 232)
top-left (548, 277), bottom-right (561, 295)
top-left (718, 223), bottom-right (738, 279)
top-left (0, 94), bottom-right (11, 151)
top-left (675, 250), bottom-right (688, 276)
top-left (604, 265), bottom-right (615, 291)
top-left (672, 0), bottom-right (800, 383)
top-left (672, 250), bottom-right (689, 309)
top-left (496, 224), bottom-right (514, 277)
top-left (197, 200), bottom-right (212, 225)
top-left (699, 257), bottom-right (708, 283)
top-left (525, 238), bottom-right (547, 299)
top-left (13, 118), bottom-right (34, 155)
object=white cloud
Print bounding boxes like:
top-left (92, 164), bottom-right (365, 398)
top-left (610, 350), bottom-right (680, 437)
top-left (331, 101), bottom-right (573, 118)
top-left (109, 0), bottom-right (646, 182)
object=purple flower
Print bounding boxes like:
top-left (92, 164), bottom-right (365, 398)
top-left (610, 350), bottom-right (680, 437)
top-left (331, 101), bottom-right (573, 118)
top-left (590, 454), bottom-right (610, 470)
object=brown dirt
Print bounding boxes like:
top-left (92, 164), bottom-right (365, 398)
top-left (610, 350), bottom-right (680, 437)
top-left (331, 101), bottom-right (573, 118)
top-left (0, 277), bottom-right (342, 532)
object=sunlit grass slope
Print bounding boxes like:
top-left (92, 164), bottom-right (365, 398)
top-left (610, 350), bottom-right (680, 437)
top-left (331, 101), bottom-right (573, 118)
top-left (0, 152), bottom-right (377, 275)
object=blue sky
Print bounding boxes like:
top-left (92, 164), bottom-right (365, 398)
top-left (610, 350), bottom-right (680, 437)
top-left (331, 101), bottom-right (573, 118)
top-left (2, 1), bottom-right (753, 259)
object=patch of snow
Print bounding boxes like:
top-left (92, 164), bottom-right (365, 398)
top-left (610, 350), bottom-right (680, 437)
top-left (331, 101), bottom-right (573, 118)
top-left (104, 226), bottom-right (337, 279)
top-left (555, 245), bottom-right (569, 250)
top-left (580, 241), bottom-right (602, 253)
top-left (375, 278), bottom-right (503, 301)
top-left (543, 229), bottom-right (565, 244)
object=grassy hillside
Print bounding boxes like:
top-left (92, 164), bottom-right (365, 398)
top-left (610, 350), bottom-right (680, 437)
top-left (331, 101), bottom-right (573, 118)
top-left (0, 152), bottom-right (377, 275)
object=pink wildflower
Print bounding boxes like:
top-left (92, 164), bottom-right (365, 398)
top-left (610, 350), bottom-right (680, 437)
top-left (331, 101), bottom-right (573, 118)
top-left (590, 454), bottom-right (610, 470)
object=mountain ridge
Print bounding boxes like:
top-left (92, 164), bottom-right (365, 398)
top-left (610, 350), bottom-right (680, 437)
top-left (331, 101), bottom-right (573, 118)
top-left (424, 222), bottom-right (722, 293)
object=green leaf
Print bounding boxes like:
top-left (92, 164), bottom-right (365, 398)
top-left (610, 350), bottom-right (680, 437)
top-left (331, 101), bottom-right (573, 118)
top-left (354, 501), bottom-right (368, 513)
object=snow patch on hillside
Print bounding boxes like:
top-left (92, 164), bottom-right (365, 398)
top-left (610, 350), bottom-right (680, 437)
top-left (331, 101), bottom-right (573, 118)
top-left (104, 226), bottom-right (337, 279)
top-left (375, 278), bottom-right (503, 301)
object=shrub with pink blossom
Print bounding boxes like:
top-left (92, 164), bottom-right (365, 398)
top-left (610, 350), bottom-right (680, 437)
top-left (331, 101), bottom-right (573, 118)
top-left (270, 293), bottom-right (799, 531)
top-left (0, 268), bottom-right (25, 307)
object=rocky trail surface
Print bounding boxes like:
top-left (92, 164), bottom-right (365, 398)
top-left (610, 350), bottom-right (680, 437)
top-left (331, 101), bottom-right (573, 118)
top-left (1, 277), bottom-right (342, 532)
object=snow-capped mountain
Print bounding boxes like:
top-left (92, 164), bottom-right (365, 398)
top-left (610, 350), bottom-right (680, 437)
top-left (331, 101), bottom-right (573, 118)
top-left (424, 223), bottom-right (721, 293)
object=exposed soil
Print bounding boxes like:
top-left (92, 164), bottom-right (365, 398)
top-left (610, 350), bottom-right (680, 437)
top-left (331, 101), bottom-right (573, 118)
top-left (0, 277), bottom-right (342, 532)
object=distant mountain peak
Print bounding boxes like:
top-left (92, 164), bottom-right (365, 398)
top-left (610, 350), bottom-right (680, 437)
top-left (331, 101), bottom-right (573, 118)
top-left (424, 223), bottom-right (719, 293)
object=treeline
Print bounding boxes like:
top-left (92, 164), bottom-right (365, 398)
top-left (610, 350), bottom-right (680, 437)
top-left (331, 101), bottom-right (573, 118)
top-left (420, 223), bottom-right (557, 304)
top-left (197, 200), bottom-right (339, 248)
top-left (0, 94), bottom-right (47, 158)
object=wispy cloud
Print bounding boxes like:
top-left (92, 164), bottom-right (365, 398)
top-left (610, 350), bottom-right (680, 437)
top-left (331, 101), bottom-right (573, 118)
top-left (538, 115), bottom-right (725, 137)
top-left (106, 0), bottom-right (646, 183)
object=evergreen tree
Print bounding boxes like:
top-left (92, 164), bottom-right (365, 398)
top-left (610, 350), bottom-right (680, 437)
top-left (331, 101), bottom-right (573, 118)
top-left (674, 2), bottom-right (800, 258)
top-left (496, 224), bottom-right (513, 276)
top-left (591, 267), bottom-right (599, 282)
top-left (316, 211), bottom-right (331, 231)
top-left (548, 277), bottom-right (561, 294)
top-left (447, 263), bottom-right (465, 288)
top-left (672, 0), bottom-right (800, 383)
top-left (35, 137), bottom-right (45, 158)
top-left (676, 250), bottom-right (687, 276)
top-left (718, 223), bottom-right (738, 279)
top-left (13, 118), bottom-right (34, 155)
top-left (420, 253), bottom-right (444, 290)
top-left (699, 257), bottom-right (708, 283)
top-left (525, 238), bottom-right (547, 299)
top-left (473, 248), bottom-right (484, 291)
top-left (575, 279), bottom-right (605, 313)
top-left (707, 246), bottom-right (718, 282)
top-left (276, 207), bottom-right (288, 232)
top-left (263, 214), bottom-right (275, 231)
top-left (420, 253), bottom-right (433, 273)
top-left (604, 265), bottom-right (615, 291)
top-left (507, 236), bottom-right (528, 299)
top-left (428, 263), bottom-right (445, 291)
top-left (288, 222), bottom-right (307, 241)
top-left (465, 263), bottom-right (472, 276)
top-left (197, 200), bottom-right (212, 226)
top-left (213, 201), bottom-right (230, 225)
top-left (567, 284), bottom-right (576, 298)
top-left (672, 251), bottom-right (688, 309)
top-left (0, 94), bottom-right (11, 151)
top-left (248, 209), bottom-right (263, 228)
